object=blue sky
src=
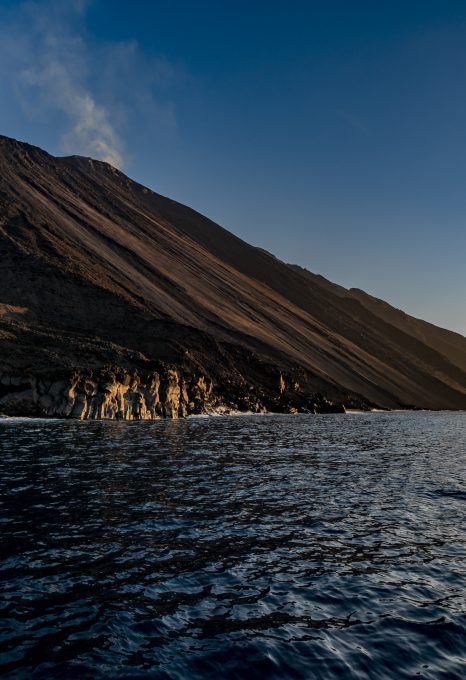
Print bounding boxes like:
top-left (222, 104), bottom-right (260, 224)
top-left (0, 0), bottom-right (465, 335)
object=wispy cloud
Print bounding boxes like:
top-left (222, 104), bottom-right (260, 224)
top-left (0, 0), bottom-right (178, 169)
top-left (20, 40), bottom-right (124, 168)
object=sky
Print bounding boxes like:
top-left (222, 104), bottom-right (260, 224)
top-left (0, 0), bottom-right (465, 336)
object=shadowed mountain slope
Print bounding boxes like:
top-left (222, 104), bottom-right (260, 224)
top-left (0, 134), bottom-right (465, 414)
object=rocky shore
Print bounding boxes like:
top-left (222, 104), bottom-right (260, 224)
top-left (0, 367), bottom-right (348, 420)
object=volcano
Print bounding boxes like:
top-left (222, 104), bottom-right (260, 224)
top-left (1, 135), bottom-right (465, 418)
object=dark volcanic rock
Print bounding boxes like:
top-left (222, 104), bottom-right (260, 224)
top-left (0, 134), bottom-right (465, 417)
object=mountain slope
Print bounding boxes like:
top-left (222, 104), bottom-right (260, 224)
top-left (0, 134), bottom-right (465, 416)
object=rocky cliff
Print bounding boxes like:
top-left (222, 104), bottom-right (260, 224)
top-left (0, 367), bottom-right (348, 419)
top-left (0, 134), bottom-right (465, 417)
top-left (0, 369), bottom-right (212, 419)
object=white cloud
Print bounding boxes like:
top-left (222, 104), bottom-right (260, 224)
top-left (0, 0), bottom-right (179, 169)
top-left (20, 51), bottom-right (124, 168)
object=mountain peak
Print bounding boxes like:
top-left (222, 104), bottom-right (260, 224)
top-left (0, 136), bottom-right (465, 417)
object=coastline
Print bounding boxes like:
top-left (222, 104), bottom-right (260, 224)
top-left (2, 408), bottom-right (446, 424)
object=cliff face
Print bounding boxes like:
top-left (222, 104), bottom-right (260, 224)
top-left (0, 367), bottom-right (347, 419)
top-left (0, 134), bottom-right (465, 417)
top-left (0, 369), bottom-right (213, 419)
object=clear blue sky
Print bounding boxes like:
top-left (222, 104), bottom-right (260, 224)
top-left (0, 0), bottom-right (465, 335)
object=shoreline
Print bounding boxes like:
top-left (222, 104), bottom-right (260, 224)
top-left (1, 408), bottom-right (455, 424)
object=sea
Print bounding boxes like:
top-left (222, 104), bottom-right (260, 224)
top-left (1, 411), bottom-right (465, 679)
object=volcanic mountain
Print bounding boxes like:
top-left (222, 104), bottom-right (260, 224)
top-left (1, 134), bottom-right (465, 418)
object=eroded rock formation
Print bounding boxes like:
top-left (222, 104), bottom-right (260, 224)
top-left (0, 368), bottom-right (348, 419)
top-left (0, 370), bottom-right (216, 419)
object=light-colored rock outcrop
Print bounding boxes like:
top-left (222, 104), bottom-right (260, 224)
top-left (0, 369), bottom-right (215, 420)
top-left (0, 367), bottom-right (348, 419)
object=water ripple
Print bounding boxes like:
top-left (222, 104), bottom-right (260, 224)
top-left (0, 412), bottom-right (465, 678)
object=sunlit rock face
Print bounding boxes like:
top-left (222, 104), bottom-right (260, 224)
top-left (0, 369), bottom-right (349, 419)
top-left (0, 370), bottom-right (215, 420)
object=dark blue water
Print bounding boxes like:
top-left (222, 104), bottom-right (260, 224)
top-left (1, 412), bottom-right (465, 679)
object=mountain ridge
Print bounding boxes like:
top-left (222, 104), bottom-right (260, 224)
top-left (0, 134), bottom-right (465, 417)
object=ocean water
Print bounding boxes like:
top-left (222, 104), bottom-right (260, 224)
top-left (1, 412), bottom-right (465, 679)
